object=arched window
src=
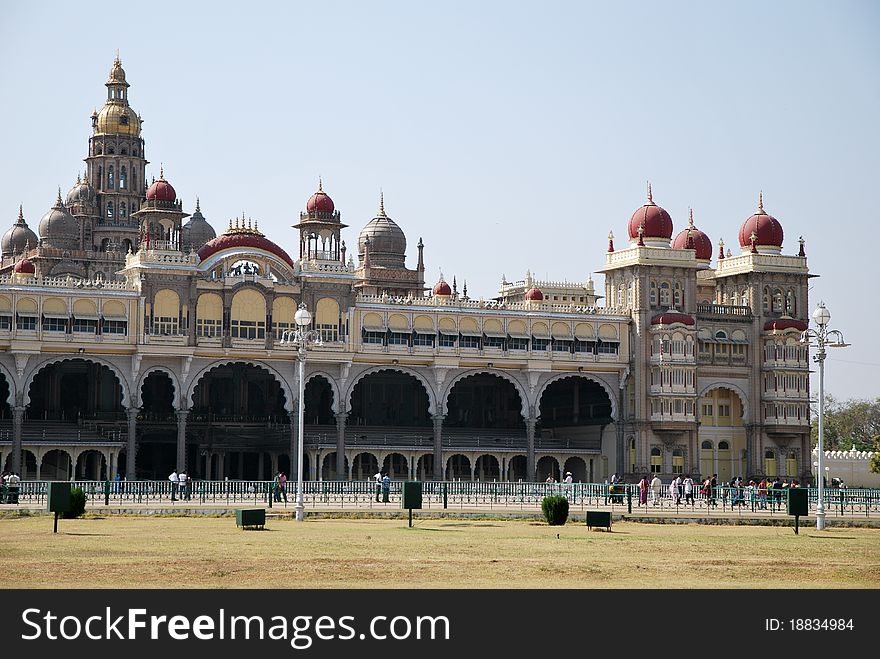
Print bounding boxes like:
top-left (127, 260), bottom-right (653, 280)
top-left (673, 283), bottom-right (682, 307)
top-left (650, 447), bottom-right (662, 473)
top-left (108, 146), bottom-right (115, 155)
top-left (672, 448), bottom-right (684, 474)
top-left (659, 282), bottom-right (670, 307)
top-left (741, 289), bottom-right (748, 307)
top-left (764, 450), bottom-right (777, 477)
top-left (772, 288), bottom-right (783, 313)
top-left (107, 201), bottom-right (114, 219)
top-left (121, 147), bottom-right (128, 156)
top-left (132, 170), bottom-right (137, 191)
top-left (763, 287), bottom-right (770, 313)
top-left (119, 202), bottom-right (127, 218)
top-left (120, 167), bottom-right (127, 190)
top-left (108, 166), bottom-right (115, 189)
top-left (649, 281), bottom-right (657, 306)
top-left (715, 330), bottom-right (727, 340)
top-left (97, 166), bottom-right (103, 189)
top-left (786, 451), bottom-right (797, 478)
top-left (786, 290), bottom-right (796, 315)
top-left (629, 438), bottom-right (636, 473)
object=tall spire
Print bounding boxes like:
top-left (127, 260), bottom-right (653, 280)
top-left (647, 181), bottom-right (654, 204)
top-left (688, 207), bottom-right (694, 227)
top-left (318, 177), bottom-right (324, 193)
top-left (195, 197), bottom-right (201, 213)
top-left (16, 204), bottom-right (24, 225)
top-left (757, 190), bottom-right (765, 213)
top-left (377, 189), bottom-right (386, 217)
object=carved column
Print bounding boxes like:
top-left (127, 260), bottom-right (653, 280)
top-left (526, 415), bottom-right (537, 482)
top-left (336, 412), bottom-right (348, 480)
top-left (432, 414), bottom-right (445, 480)
top-left (175, 410), bottom-right (188, 472)
top-left (126, 407), bottom-right (139, 480)
top-left (11, 405), bottom-right (24, 474)
top-left (289, 408), bottom-right (299, 482)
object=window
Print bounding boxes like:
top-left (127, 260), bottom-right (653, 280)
top-left (764, 450), bottom-right (777, 477)
top-left (0, 315), bottom-right (10, 330)
top-left (552, 339), bottom-right (572, 353)
top-left (508, 337), bottom-right (529, 351)
top-left (230, 319), bottom-right (264, 339)
top-left (672, 449), bottom-right (684, 474)
top-left (72, 318), bottom-right (97, 333)
top-left (120, 202), bottom-right (127, 218)
top-left (120, 167), bottom-right (127, 189)
top-left (718, 403), bottom-right (731, 417)
top-left (42, 317), bottom-right (67, 332)
top-left (413, 333), bottom-right (434, 347)
top-left (659, 282), bottom-right (670, 306)
top-left (532, 338), bottom-right (549, 351)
top-left (773, 289), bottom-right (783, 313)
top-left (363, 330), bottom-right (385, 345)
top-left (483, 336), bottom-right (504, 349)
top-left (198, 318), bottom-right (223, 338)
top-left (650, 448), bottom-right (662, 473)
top-left (154, 316), bottom-right (180, 336)
top-left (102, 320), bottom-right (127, 335)
top-left (388, 332), bottom-right (409, 346)
top-left (763, 287), bottom-right (770, 313)
top-left (597, 340), bottom-right (619, 355)
top-left (438, 333), bottom-right (456, 348)
top-left (107, 201), bottom-right (114, 219)
top-left (649, 281), bottom-right (657, 306)
top-left (460, 335), bottom-right (481, 349)
top-left (317, 324), bottom-right (338, 342)
top-left (574, 340), bottom-right (595, 353)
top-left (108, 166), bottom-right (115, 189)
top-left (673, 283), bottom-right (681, 307)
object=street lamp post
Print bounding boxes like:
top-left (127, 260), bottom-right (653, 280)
top-left (800, 301), bottom-right (848, 530)
top-left (281, 303), bottom-right (323, 522)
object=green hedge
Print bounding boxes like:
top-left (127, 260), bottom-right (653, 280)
top-left (541, 495), bottom-right (569, 525)
top-left (62, 487), bottom-right (86, 519)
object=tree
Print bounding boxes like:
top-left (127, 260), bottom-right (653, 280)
top-left (870, 452), bottom-right (880, 476)
top-left (810, 395), bottom-right (880, 452)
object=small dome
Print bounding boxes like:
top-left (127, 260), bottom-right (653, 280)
top-left (672, 210), bottom-right (712, 260)
top-left (198, 219), bottom-right (294, 268)
top-left (66, 177), bottom-right (98, 208)
top-left (38, 192), bottom-right (79, 250)
top-left (306, 181), bottom-right (335, 213)
top-left (764, 318), bottom-right (807, 332)
top-left (357, 195), bottom-right (407, 268)
top-left (181, 200), bottom-right (216, 252)
top-left (739, 193), bottom-right (783, 251)
top-left (1, 206), bottom-right (38, 257)
top-left (107, 57), bottom-right (129, 86)
top-left (628, 185), bottom-right (673, 242)
top-left (651, 311), bottom-right (695, 326)
top-left (146, 174), bottom-right (177, 202)
top-left (432, 277), bottom-right (452, 296)
top-left (524, 286), bottom-right (544, 301)
top-left (13, 257), bottom-right (35, 274)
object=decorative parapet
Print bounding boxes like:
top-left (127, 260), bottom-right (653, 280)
top-left (125, 247), bottom-right (199, 267)
top-left (300, 260), bottom-right (356, 274)
top-left (602, 245), bottom-right (702, 270)
top-left (355, 293), bottom-right (630, 316)
top-left (0, 274), bottom-right (135, 291)
top-left (810, 447), bottom-right (879, 488)
top-left (715, 252), bottom-right (808, 277)
top-left (696, 303), bottom-right (753, 318)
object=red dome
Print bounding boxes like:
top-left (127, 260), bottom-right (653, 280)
top-left (651, 311), bottom-right (695, 326)
top-left (739, 195), bottom-right (783, 248)
top-left (432, 279), bottom-right (452, 296)
top-left (672, 216), bottom-right (713, 260)
top-left (524, 286), bottom-right (544, 301)
top-left (197, 232), bottom-right (295, 268)
top-left (146, 178), bottom-right (177, 202)
top-left (764, 318), bottom-right (807, 332)
top-left (13, 257), bottom-right (35, 274)
top-left (628, 202), bottom-right (673, 240)
top-left (306, 190), bottom-right (335, 213)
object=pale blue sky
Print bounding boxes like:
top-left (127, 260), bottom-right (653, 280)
top-left (1, 0), bottom-right (877, 400)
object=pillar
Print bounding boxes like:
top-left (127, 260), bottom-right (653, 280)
top-left (126, 407), bottom-right (139, 480)
top-left (11, 405), bottom-right (24, 474)
top-left (258, 452), bottom-right (265, 481)
top-left (218, 452), bottom-right (225, 480)
top-left (526, 415), bottom-right (537, 482)
top-left (336, 412), bottom-right (348, 480)
top-left (35, 454), bottom-right (42, 481)
top-left (289, 409), bottom-right (299, 483)
top-left (432, 414), bottom-right (444, 480)
top-left (175, 410), bottom-right (188, 472)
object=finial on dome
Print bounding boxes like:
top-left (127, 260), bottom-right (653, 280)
top-left (688, 207), bottom-right (694, 227)
top-left (718, 238), bottom-right (725, 260)
top-left (254, 218), bottom-right (259, 233)
top-left (726, 248), bottom-right (732, 258)
top-left (17, 204), bottom-right (24, 223)
top-left (76, 173), bottom-right (81, 185)
top-left (758, 190), bottom-right (764, 213)
top-left (195, 197), bottom-right (200, 213)
top-left (378, 189), bottom-right (386, 217)
top-left (647, 181), bottom-right (653, 204)
top-left (228, 218), bottom-right (233, 232)
top-left (318, 177), bottom-right (323, 193)
top-left (55, 188), bottom-right (63, 207)
top-left (798, 236), bottom-right (805, 257)
top-left (115, 49), bottom-right (121, 64)
top-left (159, 165), bottom-right (165, 180)
top-left (607, 231), bottom-right (614, 253)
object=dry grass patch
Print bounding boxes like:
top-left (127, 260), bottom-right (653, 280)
top-left (1, 515), bottom-right (878, 589)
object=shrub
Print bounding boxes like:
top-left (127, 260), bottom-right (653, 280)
top-left (541, 495), bottom-right (569, 526)
top-left (62, 487), bottom-right (86, 519)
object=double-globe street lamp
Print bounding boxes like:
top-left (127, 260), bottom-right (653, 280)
top-left (800, 301), bottom-right (849, 531)
top-left (280, 303), bottom-right (323, 521)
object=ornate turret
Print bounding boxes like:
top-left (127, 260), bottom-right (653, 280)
top-left (2, 206), bottom-right (38, 258)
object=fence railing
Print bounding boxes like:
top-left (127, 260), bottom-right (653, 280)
top-left (2, 481), bottom-right (879, 517)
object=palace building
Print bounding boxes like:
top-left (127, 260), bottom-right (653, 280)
top-left (0, 59), bottom-right (813, 484)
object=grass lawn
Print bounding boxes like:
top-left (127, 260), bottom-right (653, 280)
top-left (1, 514), bottom-right (878, 589)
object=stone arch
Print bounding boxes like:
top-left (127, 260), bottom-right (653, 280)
top-left (187, 359), bottom-right (294, 412)
top-left (22, 355), bottom-right (130, 408)
top-left (0, 361), bottom-right (16, 408)
top-left (698, 382), bottom-right (749, 423)
top-left (136, 366), bottom-right (181, 409)
top-left (345, 365), bottom-right (437, 415)
top-left (535, 372), bottom-right (619, 421)
top-left (351, 452), bottom-right (379, 480)
top-left (441, 368), bottom-right (528, 418)
top-left (305, 371), bottom-right (340, 414)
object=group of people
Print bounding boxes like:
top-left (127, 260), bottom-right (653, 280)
top-left (545, 472), bottom-right (574, 484)
top-left (168, 470), bottom-right (192, 501)
top-left (637, 474), bottom-right (698, 506)
top-left (0, 471), bottom-right (22, 503)
top-left (634, 473), bottom-right (803, 508)
top-left (373, 471), bottom-right (391, 502)
top-left (273, 471), bottom-right (288, 502)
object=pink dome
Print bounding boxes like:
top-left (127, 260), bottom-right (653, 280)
top-left (651, 311), bottom-right (695, 326)
top-left (739, 194), bottom-right (783, 249)
top-left (14, 257), bottom-right (35, 274)
top-left (146, 177), bottom-right (176, 202)
top-left (524, 286), bottom-right (544, 301)
top-left (432, 278), bottom-right (452, 296)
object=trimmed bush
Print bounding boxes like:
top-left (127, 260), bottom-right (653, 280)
top-left (541, 495), bottom-right (569, 526)
top-left (62, 487), bottom-right (86, 519)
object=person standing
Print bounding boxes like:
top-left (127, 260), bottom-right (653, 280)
top-left (374, 471), bottom-right (382, 502)
top-left (709, 474), bottom-right (718, 507)
top-left (178, 471), bottom-right (188, 501)
top-left (381, 472), bottom-right (391, 504)
top-left (650, 473), bottom-right (662, 505)
top-left (683, 474), bottom-right (695, 506)
top-left (273, 472), bottom-right (282, 502)
top-left (638, 475), bottom-right (648, 506)
top-left (168, 469), bottom-right (178, 501)
top-left (279, 472), bottom-right (288, 503)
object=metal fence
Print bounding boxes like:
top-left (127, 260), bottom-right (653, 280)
top-left (2, 480), bottom-right (879, 517)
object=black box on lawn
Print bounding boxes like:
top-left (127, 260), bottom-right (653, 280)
top-left (235, 508), bottom-right (265, 529)
top-left (46, 482), bottom-right (71, 513)
top-left (401, 481), bottom-right (422, 509)
top-left (787, 487), bottom-right (808, 516)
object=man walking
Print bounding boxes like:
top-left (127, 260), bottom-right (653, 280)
top-left (650, 473), bottom-right (662, 506)
top-left (169, 469), bottom-right (178, 501)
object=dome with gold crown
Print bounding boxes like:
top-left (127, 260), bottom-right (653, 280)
top-left (93, 57), bottom-right (141, 136)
